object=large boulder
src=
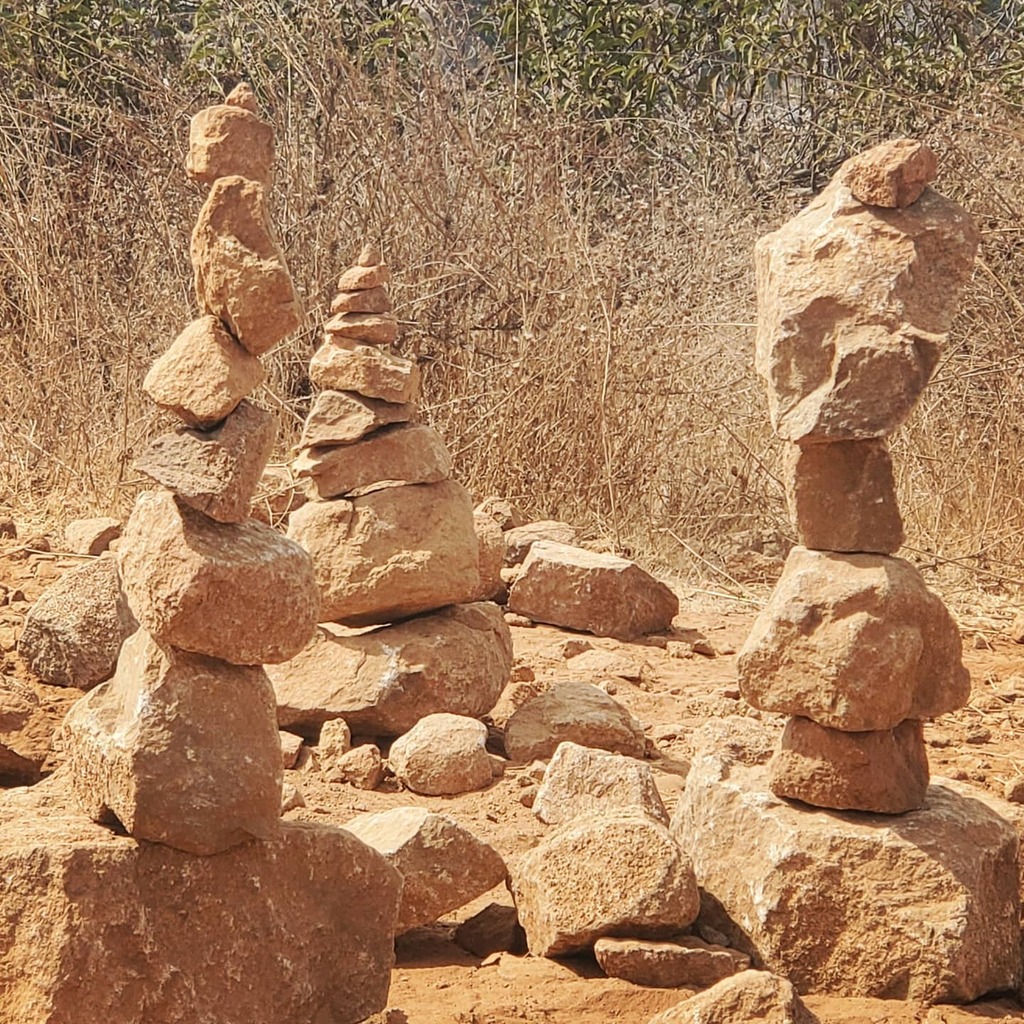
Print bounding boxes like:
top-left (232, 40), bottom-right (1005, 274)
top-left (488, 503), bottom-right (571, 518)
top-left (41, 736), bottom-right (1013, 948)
top-left (388, 713), bottom-right (495, 796)
top-left (648, 971), bottom-right (815, 1024)
top-left (186, 102), bottom-right (274, 188)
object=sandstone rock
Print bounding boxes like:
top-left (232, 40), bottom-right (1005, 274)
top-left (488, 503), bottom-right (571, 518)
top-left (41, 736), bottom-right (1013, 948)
top-left (0, 679), bottom-right (60, 783)
top-left (298, 390), bottom-right (415, 449)
top-left (143, 316), bottom-right (265, 428)
top-left (785, 439), bottom-right (904, 553)
top-left (286, 480), bottom-right (479, 626)
top-left (0, 778), bottom-right (400, 1024)
top-left (508, 541), bottom-right (677, 640)
top-left (510, 812), bottom-right (699, 957)
top-left (534, 741), bottom-right (668, 826)
top-left (356, 244), bottom-right (381, 266)
top-left (279, 730), bottom-right (303, 769)
top-left (63, 516), bottom-right (121, 555)
top-left (738, 547), bottom-right (969, 731)
top-left (309, 343), bottom-right (419, 403)
top-left (475, 495), bottom-right (528, 531)
top-left (672, 719), bottom-right (1022, 1001)
top-left (331, 285), bottom-right (392, 315)
top-left (345, 806), bottom-right (507, 933)
top-left (324, 311), bottom-right (399, 346)
top-left (504, 681), bottom-right (645, 763)
top-left (755, 169), bottom-right (978, 443)
top-left (327, 743), bottom-right (383, 789)
top-left (281, 782), bottom-right (305, 812)
top-left (454, 903), bottom-right (527, 957)
top-left (648, 971), bottom-right (815, 1024)
top-left (134, 400), bottom-right (275, 524)
top-left (338, 263), bottom-right (390, 291)
top-left (225, 81), bottom-right (258, 112)
top-left (119, 489), bottom-right (319, 664)
top-left (470, 510), bottom-right (507, 602)
top-left (770, 716), bottom-right (929, 813)
top-left (503, 520), bottom-right (577, 566)
top-left (186, 103), bottom-right (274, 187)
top-left (191, 175), bottom-right (302, 356)
top-left (389, 714), bottom-right (494, 796)
top-left (18, 557), bottom-right (136, 689)
top-left (295, 423), bottom-right (452, 499)
top-left (62, 629), bottom-right (282, 855)
top-left (317, 717), bottom-right (352, 765)
top-left (839, 138), bottom-right (937, 208)
top-left (270, 602), bottom-right (511, 737)
top-left (594, 936), bottom-right (749, 988)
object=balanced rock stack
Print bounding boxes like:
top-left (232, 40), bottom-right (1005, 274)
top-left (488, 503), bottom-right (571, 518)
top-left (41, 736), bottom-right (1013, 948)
top-left (737, 139), bottom-right (978, 814)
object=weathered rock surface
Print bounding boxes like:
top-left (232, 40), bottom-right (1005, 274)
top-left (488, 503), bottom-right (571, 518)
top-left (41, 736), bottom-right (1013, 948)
top-left (286, 480), bottom-right (480, 626)
top-left (510, 812), bottom-right (700, 957)
top-left (594, 936), bottom-right (749, 989)
top-left (738, 547), bottom-right (969, 731)
top-left (331, 285), bottom-right (392, 315)
top-left (508, 541), bottom-right (678, 641)
top-left (62, 629), bottom-right (282, 855)
top-left (186, 102), bottom-right (274, 188)
top-left (337, 262), bottom-right (390, 291)
top-left (470, 510), bottom-right (507, 602)
top-left (0, 679), bottom-right (61, 783)
top-left (309, 343), bottom-right (419, 404)
top-left (18, 557), bottom-right (136, 690)
top-left (389, 714), bottom-right (494, 796)
top-left (454, 903), bottom-right (527, 957)
top-left (270, 602), bottom-right (511, 737)
top-left (345, 806), bottom-right (507, 933)
top-left (672, 719), bottom-right (1022, 1001)
top-left (323, 311), bottom-right (398, 346)
top-left (503, 520), bottom-right (577, 566)
top-left (839, 138), bottom-right (937, 209)
top-left (475, 495), bottom-right (528, 531)
top-left (316, 717), bottom-right (352, 765)
top-left (120, 490), bottom-right (319, 664)
top-left (298, 390), bottom-right (415, 449)
top-left (648, 971), bottom-right (815, 1024)
top-left (327, 743), bottom-right (383, 789)
top-left (63, 516), bottom-right (121, 555)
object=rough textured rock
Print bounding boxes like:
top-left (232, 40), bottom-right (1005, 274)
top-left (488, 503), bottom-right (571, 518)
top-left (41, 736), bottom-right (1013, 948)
top-left (18, 557), bottom-right (136, 689)
top-left (839, 138), bottom-right (937, 209)
top-left (143, 316), bottom-right (265, 428)
top-left (186, 102), bottom-right (274, 187)
top-left (119, 489), bottom-right (319, 665)
top-left (672, 719), bottom-right (1022, 1001)
top-left (0, 679), bottom-right (61, 783)
top-left (134, 400), bottom-right (275, 523)
top-left (504, 681), bottom-right (646, 763)
top-left (469, 509), bottom-right (507, 604)
top-left (298, 390), bottom-right (414, 449)
top-left (534, 741), bottom-right (668, 826)
top-left (454, 903), bottom-right (527, 957)
top-left (279, 730), bottom-right (303, 769)
top-left (389, 714), bottom-right (494, 796)
top-left (309, 343), bottom-right (419, 403)
top-left (323, 311), bottom-right (399, 346)
top-left (286, 480), bottom-right (480, 626)
top-left (337, 262), bottom-right (390, 291)
top-left (508, 541), bottom-right (678, 641)
top-left (770, 716), bottom-right (929, 813)
top-left (191, 175), bottom-right (302, 356)
top-left (327, 743), bottom-right (383, 789)
top-left (755, 170), bottom-right (978, 443)
top-left (64, 517), bottom-right (121, 555)
top-left (738, 547), bottom-right (969, 731)
top-left (594, 936), bottom-right (749, 989)
top-left (345, 806), bottom-right (507, 933)
top-left (0, 778), bottom-right (401, 1024)
top-left (331, 285), bottom-right (392, 315)
top-left (510, 812), bottom-right (700, 957)
top-left (62, 629), bottom-right (282, 855)
top-left (504, 520), bottom-right (577, 566)
top-left (316, 717), bottom-right (352, 766)
top-left (270, 602), bottom-right (512, 737)
top-left (648, 971), bottom-right (815, 1024)
top-left (785, 440), bottom-right (904, 554)
top-left (475, 495), bottom-right (528, 531)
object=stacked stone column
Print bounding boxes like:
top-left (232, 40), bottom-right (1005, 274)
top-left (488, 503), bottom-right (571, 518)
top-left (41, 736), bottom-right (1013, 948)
top-left (737, 140), bottom-right (979, 814)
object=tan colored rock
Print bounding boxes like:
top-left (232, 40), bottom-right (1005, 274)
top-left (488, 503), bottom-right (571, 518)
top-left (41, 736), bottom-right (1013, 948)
top-left (63, 516), bottom-right (121, 555)
top-left (191, 175), bottom-right (302, 356)
top-left (134, 400), bottom-right (275, 524)
top-left (62, 629), bottom-right (282, 855)
top-left (755, 168), bottom-right (978, 443)
top-left (0, 778), bottom-right (401, 1024)
top-left (18, 557), bottom-right (137, 690)
top-left (286, 480), bottom-right (480, 626)
top-left (143, 316), bottom-right (265, 429)
top-left (649, 971), bottom-right (814, 1024)
top-left (309, 342), bottom-right (419, 403)
top-left (280, 781), bottom-right (305, 812)
top-left (338, 263), bottom-right (390, 290)
top-left (270, 602), bottom-right (511, 737)
top-left (119, 489), bottom-right (319, 665)
top-left (317, 717), bottom-right (352, 765)
top-left (510, 812), bottom-right (700, 957)
top-left (504, 520), bottom-right (577, 566)
top-left (534, 741), bottom-right (668, 826)
top-left (299, 390), bottom-right (415, 449)
top-left (671, 718), bottom-right (1022, 1001)
top-left (324, 311), bottom-right (399, 346)
top-left (594, 936), bottom-right (749, 989)
top-left (738, 547), bottom-right (969, 731)
top-left (331, 286), bottom-right (392, 315)
top-left (0, 679), bottom-right (62, 783)
top-left (357, 244), bottom-right (381, 266)
top-left (279, 730), bottom-right (303, 769)
top-left (770, 716), bottom-right (929, 813)
top-left (186, 103), bottom-right (274, 188)
top-left (785, 439), bottom-right (904, 553)
top-left (389, 713), bottom-right (493, 796)
top-left (327, 743), bottom-right (383, 789)
top-left (508, 541), bottom-right (678, 641)
top-left (454, 903), bottom-right (527, 957)
top-left (475, 495), bottom-right (528, 531)
top-left (345, 806), bottom-right (507, 933)
top-left (839, 138), bottom-right (937, 208)
top-left (225, 81), bottom-right (258, 113)
top-left (470, 510), bottom-right (507, 602)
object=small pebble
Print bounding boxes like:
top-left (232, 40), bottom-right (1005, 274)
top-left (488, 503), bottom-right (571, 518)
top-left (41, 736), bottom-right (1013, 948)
top-left (964, 727), bottom-right (992, 745)
top-left (519, 784), bottom-right (538, 808)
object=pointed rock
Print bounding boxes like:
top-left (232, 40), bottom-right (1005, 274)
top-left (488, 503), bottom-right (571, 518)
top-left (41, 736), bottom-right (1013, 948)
top-left (298, 390), bottom-right (414, 449)
top-left (337, 263), bottom-right (390, 291)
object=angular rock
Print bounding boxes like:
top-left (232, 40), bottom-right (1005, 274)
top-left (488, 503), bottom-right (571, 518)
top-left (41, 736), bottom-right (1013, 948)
top-left (225, 81), bottom-right (258, 112)
top-left (510, 812), bottom-right (700, 957)
top-left (454, 903), bottom-right (527, 957)
top-left (280, 782), bottom-right (305, 812)
top-left (324, 311), bottom-right (399, 346)
top-left (143, 316), bottom-right (265, 429)
top-left (648, 971), bottom-right (815, 1024)
top-left (134, 400), bottom-right (275, 523)
top-left (469, 509), bottom-right (507, 602)
top-left (770, 716), bottom-right (929, 813)
top-left (279, 730), bottom-right (303, 769)
top-left (18, 557), bottom-right (136, 690)
top-left (191, 175), bottom-right (302, 356)
top-left (337, 263), bottom-right (390, 291)
top-left (286, 480), bottom-right (480, 626)
top-left (785, 439), bottom-right (904, 553)
top-left (119, 489), bottom-right (319, 665)
top-left (331, 286), bottom-right (392, 315)
top-left (475, 495), bottom-right (528, 531)
top-left (316, 717), bottom-right (352, 765)
top-left (738, 547), bottom-right (969, 731)
top-left (327, 743), bottom-right (383, 789)
top-left (504, 681), bottom-right (646, 763)
top-left (309, 342), bottom-right (420, 404)
top-left (534, 741), bottom-right (668, 826)
top-left (270, 602), bottom-right (511, 737)
top-left (0, 679), bottom-right (62, 783)
top-left (672, 719), bottom-right (1022, 1001)
top-left (389, 714), bottom-right (493, 796)
top-left (0, 779), bottom-right (400, 1024)
top-left (504, 520), bottom-right (577, 566)
top-left (186, 103), bottom-right (274, 188)
top-left (508, 541), bottom-right (678, 641)
top-left (345, 806), bottom-right (507, 933)
top-left (839, 138), bottom-right (937, 209)
top-left (62, 629), bottom-right (282, 855)
top-left (298, 390), bottom-right (415, 449)
top-left (63, 516), bottom-right (121, 556)
top-left (594, 936), bottom-right (749, 989)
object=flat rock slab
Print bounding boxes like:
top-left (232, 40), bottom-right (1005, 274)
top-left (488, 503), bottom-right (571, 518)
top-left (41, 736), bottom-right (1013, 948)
top-left (309, 342), bottom-right (420, 404)
top-left (649, 970), bottom-right (815, 1024)
top-left (594, 936), bottom-right (749, 988)
top-left (63, 516), bottom-right (121, 556)
top-left (298, 389), bottom-right (415, 449)
top-left (504, 520), bottom-right (577, 566)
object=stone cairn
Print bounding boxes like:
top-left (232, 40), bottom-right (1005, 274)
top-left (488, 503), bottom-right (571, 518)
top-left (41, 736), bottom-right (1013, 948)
top-left (736, 139), bottom-right (979, 814)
